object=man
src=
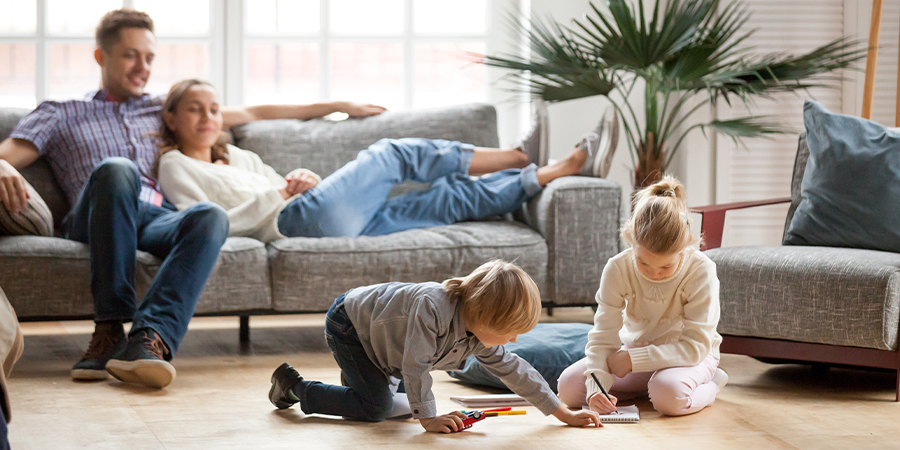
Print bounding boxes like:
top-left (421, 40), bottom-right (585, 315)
top-left (0, 9), bottom-right (384, 389)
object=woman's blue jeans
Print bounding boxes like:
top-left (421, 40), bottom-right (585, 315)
top-left (277, 138), bottom-right (542, 238)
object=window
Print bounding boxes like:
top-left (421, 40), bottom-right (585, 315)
top-left (241, 0), bottom-right (491, 110)
top-left (0, 0), bottom-right (218, 107)
top-left (1, 0), bottom-right (498, 114)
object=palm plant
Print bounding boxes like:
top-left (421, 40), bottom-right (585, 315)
top-left (478, 0), bottom-right (866, 189)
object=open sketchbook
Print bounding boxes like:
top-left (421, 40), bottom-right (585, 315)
top-left (449, 393), bottom-right (532, 408)
top-left (583, 404), bottom-right (641, 423)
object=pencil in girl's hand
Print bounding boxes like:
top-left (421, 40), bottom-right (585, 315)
top-left (590, 372), bottom-right (612, 402)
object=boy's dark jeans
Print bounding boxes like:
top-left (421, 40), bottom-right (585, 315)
top-left (298, 294), bottom-right (395, 421)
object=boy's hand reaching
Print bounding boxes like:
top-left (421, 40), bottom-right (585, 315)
top-left (552, 404), bottom-right (602, 428)
top-left (420, 411), bottom-right (467, 433)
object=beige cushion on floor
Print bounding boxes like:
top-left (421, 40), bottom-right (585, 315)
top-left (0, 180), bottom-right (53, 236)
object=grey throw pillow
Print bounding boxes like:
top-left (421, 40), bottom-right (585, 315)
top-left (0, 180), bottom-right (53, 236)
top-left (783, 100), bottom-right (900, 252)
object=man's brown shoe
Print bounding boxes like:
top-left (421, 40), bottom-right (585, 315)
top-left (71, 321), bottom-right (126, 381)
top-left (106, 328), bottom-right (176, 389)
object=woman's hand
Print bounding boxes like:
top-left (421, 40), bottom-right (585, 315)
top-left (419, 411), bottom-right (467, 433)
top-left (552, 404), bottom-right (602, 428)
top-left (284, 169), bottom-right (320, 197)
top-left (339, 102), bottom-right (387, 117)
top-left (587, 392), bottom-right (618, 415)
top-left (607, 350), bottom-right (633, 378)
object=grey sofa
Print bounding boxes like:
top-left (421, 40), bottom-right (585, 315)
top-left (692, 135), bottom-right (900, 400)
top-left (0, 103), bottom-right (621, 337)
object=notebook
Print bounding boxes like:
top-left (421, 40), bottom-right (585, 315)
top-left (449, 393), bottom-right (532, 408)
top-left (587, 404), bottom-right (641, 423)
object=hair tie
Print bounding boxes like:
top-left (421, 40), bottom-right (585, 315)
top-left (680, 212), bottom-right (690, 225)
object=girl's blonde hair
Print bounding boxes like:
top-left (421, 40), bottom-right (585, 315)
top-left (621, 175), bottom-right (698, 255)
top-left (154, 79), bottom-right (230, 176)
top-left (442, 260), bottom-right (541, 335)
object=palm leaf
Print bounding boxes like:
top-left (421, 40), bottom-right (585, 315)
top-left (476, 0), bottom-right (867, 175)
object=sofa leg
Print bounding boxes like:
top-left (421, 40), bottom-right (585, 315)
top-left (546, 304), bottom-right (554, 317)
top-left (895, 368), bottom-right (899, 402)
top-left (240, 316), bottom-right (250, 344)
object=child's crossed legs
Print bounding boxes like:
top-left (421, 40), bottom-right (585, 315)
top-left (557, 354), bottom-right (720, 416)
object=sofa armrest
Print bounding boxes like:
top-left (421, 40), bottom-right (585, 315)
top-left (691, 198), bottom-right (791, 250)
top-left (515, 176), bottom-right (621, 305)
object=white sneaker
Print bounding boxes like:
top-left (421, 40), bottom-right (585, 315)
top-left (711, 368), bottom-right (729, 392)
top-left (576, 107), bottom-right (619, 178)
top-left (517, 98), bottom-right (550, 167)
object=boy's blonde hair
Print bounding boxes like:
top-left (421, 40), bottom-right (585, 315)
top-left (442, 260), bottom-right (541, 335)
top-left (621, 175), bottom-right (698, 255)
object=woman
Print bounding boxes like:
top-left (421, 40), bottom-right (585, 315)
top-left (156, 79), bottom-right (604, 242)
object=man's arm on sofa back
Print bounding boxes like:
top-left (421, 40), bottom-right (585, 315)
top-left (516, 176), bottom-right (621, 306)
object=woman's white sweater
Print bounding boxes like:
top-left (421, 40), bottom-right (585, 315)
top-left (583, 247), bottom-right (722, 402)
top-left (157, 145), bottom-right (317, 243)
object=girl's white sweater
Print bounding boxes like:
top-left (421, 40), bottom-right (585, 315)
top-left (583, 247), bottom-right (722, 402)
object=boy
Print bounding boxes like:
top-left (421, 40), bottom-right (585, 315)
top-left (268, 260), bottom-right (601, 433)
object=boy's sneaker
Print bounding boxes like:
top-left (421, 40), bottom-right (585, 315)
top-left (517, 98), bottom-right (550, 167)
top-left (712, 368), bottom-right (729, 392)
top-left (71, 321), bottom-right (126, 381)
top-left (269, 362), bottom-right (304, 409)
top-left (576, 107), bottom-right (619, 178)
top-left (105, 328), bottom-right (176, 389)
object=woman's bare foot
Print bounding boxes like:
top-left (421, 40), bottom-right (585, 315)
top-left (468, 147), bottom-right (530, 175)
top-left (535, 147), bottom-right (588, 186)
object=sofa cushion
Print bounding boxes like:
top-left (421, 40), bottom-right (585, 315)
top-left (268, 221), bottom-right (548, 312)
top-left (230, 103), bottom-right (500, 198)
top-left (784, 100), bottom-right (900, 252)
top-left (0, 236), bottom-right (271, 319)
top-left (136, 237), bottom-right (272, 314)
top-left (706, 245), bottom-right (900, 351)
top-left (0, 179), bottom-right (53, 237)
top-left (0, 236), bottom-right (93, 317)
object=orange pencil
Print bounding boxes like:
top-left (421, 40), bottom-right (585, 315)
top-left (484, 410), bottom-right (526, 417)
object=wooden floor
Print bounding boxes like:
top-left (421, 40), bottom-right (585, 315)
top-left (6, 308), bottom-right (899, 450)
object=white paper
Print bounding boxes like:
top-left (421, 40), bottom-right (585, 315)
top-left (449, 393), bottom-right (532, 408)
top-left (388, 393), bottom-right (412, 419)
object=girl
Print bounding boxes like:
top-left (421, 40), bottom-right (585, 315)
top-left (154, 79), bottom-right (606, 242)
top-left (557, 176), bottom-right (727, 416)
top-left (268, 260), bottom-right (602, 432)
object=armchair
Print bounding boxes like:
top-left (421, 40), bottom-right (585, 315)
top-left (692, 135), bottom-right (900, 401)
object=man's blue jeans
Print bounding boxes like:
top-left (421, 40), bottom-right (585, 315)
top-left (62, 158), bottom-right (229, 357)
top-left (297, 295), bottom-right (395, 421)
top-left (277, 138), bottom-right (542, 238)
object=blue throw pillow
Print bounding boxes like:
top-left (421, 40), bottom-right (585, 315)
top-left (446, 323), bottom-right (591, 393)
top-left (784, 100), bottom-right (900, 252)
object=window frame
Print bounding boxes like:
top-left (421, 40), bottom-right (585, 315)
top-left (0, 0), bottom-right (224, 105)
top-left (1, 0), bottom-right (524, 145)
top-left (232, 0), bottom-right (499, 110)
